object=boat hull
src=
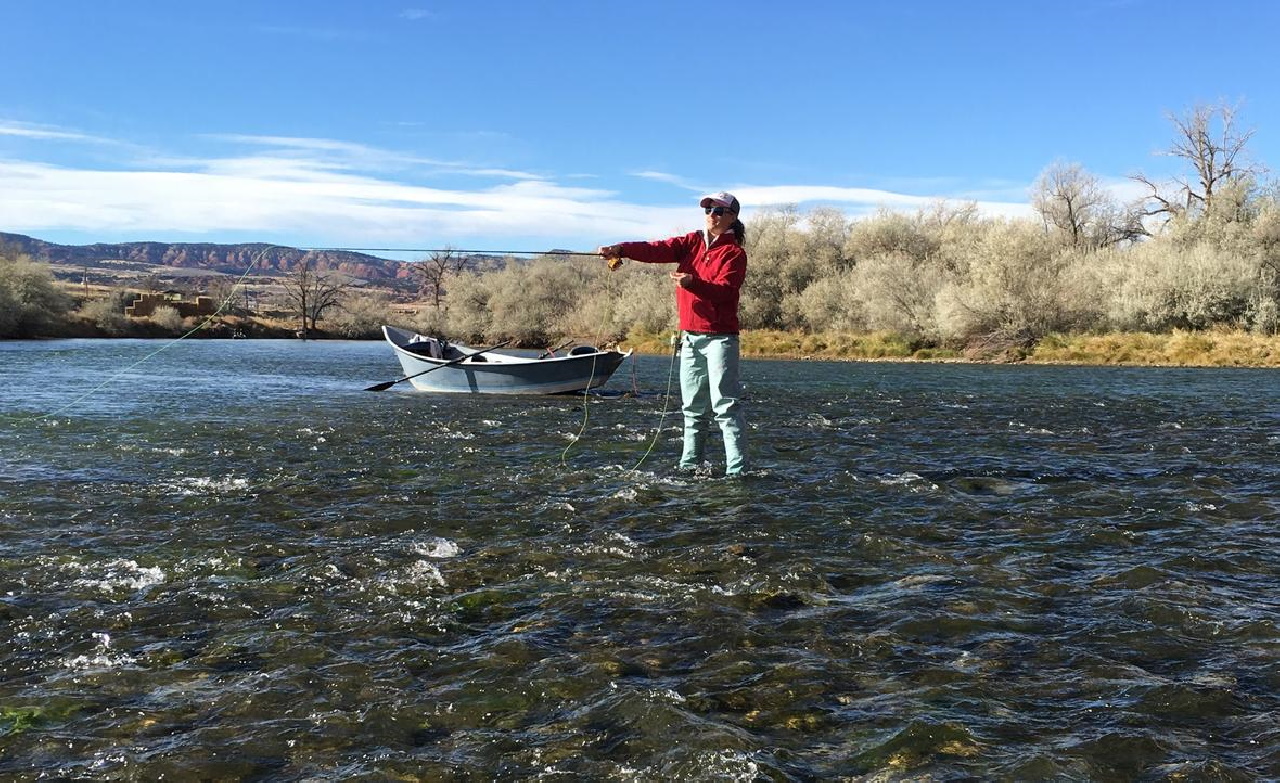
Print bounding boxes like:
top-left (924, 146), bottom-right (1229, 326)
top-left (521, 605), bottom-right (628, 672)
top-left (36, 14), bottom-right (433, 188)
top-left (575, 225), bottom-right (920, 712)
top-left (381, 326), bottom-right (630, 394)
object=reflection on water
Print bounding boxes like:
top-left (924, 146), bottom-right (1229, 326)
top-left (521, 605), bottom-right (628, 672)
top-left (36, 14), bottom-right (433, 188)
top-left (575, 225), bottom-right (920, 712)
top-left (2, 339), bottom-right (1279, 779)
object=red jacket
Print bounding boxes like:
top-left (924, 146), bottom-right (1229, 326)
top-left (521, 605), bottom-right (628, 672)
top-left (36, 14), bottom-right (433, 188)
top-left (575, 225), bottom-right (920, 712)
top-left (619, 230), bottom-right (747, 334)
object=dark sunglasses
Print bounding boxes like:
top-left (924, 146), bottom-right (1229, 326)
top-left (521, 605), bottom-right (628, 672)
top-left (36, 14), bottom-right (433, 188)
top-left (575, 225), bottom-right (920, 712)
top-left (704, 206), bottom-right (731, 216)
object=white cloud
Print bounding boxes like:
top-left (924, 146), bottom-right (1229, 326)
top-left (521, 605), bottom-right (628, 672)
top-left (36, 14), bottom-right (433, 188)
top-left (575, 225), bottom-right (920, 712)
top-left (201, 134), bottom-right (545, 180)
top-left (0, 121), bottom-right (115, 144)
top-left (1100, 176), bottom-right (1153, 204)
top-left (731, 184), bottom-right (1034, 220)
top-left (209, 134), bottom-right (385, 156)
top-left (739, 184), bottom-right (930, 209)
top-left (632, 174), bottom-right (1035, 220)
top-left (0, 158), bottom-right (684, 248)
top-left (0, 124), bottom-right (1039, 249)
top-left (633, 170), bottom-right (699, 189)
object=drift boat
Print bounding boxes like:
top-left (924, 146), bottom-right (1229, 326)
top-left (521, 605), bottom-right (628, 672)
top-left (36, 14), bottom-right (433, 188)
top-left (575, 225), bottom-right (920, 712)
top-left (379, 325), bottom-right (631, 394)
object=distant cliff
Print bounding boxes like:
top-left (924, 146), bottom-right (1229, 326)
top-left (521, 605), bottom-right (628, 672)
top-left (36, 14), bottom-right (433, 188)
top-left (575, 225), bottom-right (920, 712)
top-left (0, 232), bottom-right (419, 289)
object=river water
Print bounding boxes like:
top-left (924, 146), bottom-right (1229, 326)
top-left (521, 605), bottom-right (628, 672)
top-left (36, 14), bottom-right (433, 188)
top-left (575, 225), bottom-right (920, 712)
top-left (1, 338), bottom-right (1278, 780)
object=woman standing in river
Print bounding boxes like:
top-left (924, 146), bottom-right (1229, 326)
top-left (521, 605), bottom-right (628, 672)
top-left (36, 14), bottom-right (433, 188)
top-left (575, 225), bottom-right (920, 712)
top-left (598, 192), bottom-right (749, 477)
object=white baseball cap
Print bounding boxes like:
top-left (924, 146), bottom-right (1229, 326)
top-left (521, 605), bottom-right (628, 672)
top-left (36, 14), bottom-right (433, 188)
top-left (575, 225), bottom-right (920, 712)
top-left (699, 192), bottom-right (741, 212)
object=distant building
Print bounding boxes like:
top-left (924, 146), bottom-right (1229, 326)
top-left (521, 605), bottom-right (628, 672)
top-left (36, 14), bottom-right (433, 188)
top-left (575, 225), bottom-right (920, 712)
top-left (125, 292), bottom-right (216, 318)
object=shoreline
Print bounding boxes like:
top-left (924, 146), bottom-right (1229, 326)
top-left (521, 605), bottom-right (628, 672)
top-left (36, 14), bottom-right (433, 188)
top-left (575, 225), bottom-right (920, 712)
top-left (647, 328), bottom-right (1280, 369)
top-left (12, 322), bottom-right (1280, 369)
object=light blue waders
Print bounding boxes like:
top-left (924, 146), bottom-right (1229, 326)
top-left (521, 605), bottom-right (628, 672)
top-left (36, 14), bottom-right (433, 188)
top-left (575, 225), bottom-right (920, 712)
top-left (678, 332), bottom-right (747, 475)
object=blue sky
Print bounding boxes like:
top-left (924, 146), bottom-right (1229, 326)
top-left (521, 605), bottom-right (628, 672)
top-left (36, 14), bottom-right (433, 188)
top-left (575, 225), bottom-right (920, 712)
top-left (1, 0), bottom-right (1276, 259)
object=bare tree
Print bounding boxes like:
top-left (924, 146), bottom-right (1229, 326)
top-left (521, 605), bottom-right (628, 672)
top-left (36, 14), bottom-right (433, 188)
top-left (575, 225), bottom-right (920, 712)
top-left (1132, 102), bottom-right (1262, 223)
top-left (1034, 162), bottom-right (1148, 248)
top-left (206, 277), bottom-right (247, 317)
top-left (282, 257), bottom-right (346, 339)
top-left (1034, 162), bottom-right (1109, 247)
top-left (414, 247), bottom-right (469, 309)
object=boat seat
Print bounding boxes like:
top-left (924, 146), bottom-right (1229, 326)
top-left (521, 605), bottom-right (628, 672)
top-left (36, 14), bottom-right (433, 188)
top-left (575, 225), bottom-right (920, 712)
top-left (568, 346), bottom-right (598, 356)
top-left (404, 338), bottom-right (446, 359)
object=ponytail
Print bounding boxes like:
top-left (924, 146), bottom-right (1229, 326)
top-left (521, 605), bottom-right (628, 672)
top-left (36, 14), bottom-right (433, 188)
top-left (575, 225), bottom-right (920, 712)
top-left (731, 218), bottom-right (746, 245)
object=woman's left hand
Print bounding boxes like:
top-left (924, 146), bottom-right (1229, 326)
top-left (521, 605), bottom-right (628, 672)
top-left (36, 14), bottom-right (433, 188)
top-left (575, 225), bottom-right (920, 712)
top-left (669, 271), bottom-right (693, 289)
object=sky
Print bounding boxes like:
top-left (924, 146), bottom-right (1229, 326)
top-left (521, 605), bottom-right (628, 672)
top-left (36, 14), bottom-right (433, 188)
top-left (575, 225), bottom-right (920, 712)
top-left (1, 0), bottom-right (1277, 260)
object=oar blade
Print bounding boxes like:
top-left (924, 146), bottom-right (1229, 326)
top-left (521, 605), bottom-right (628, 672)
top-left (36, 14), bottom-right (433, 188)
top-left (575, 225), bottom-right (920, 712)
top-left (365, 379), bottom-right (400, 392)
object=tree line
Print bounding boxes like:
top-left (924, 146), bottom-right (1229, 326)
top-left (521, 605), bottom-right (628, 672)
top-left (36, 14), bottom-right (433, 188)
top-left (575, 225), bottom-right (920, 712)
top-left (3, 103), bottom-right (1275, 352)
top-left (406, 102), bottom-right (1278, 351)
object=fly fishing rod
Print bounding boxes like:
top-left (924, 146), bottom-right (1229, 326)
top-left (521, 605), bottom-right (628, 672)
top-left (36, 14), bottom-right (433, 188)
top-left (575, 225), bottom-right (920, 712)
top-left (315, 247), bottom-right (602, 256)
top-left (309, 247), bottom-right (623, 270)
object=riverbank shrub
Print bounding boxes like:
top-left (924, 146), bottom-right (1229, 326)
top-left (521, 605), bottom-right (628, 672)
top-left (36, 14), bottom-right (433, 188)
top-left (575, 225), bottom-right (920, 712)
top-left (329, 292), bottom-right (394, 339)
top-left (76, 290), bottom-right (132, 336)
top-left (0, 251), bottom-right (73, 338)
top-left (149, 305), bottom-right (185, 333)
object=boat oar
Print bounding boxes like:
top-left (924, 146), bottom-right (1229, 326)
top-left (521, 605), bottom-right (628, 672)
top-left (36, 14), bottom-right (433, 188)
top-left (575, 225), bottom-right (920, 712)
top-left (537, 338), bottom-right (575, 360)
top-left (365, 338), bottom-right (514, 392)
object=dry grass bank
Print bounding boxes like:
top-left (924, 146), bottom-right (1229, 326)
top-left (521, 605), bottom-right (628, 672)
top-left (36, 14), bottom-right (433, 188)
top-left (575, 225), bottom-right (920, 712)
top-left (620, 329), bottom-right (955, 361)
top-left (619, 328), bottom-right (1280, 367)
top-left (1029, 329), bottom-right (1280, 367)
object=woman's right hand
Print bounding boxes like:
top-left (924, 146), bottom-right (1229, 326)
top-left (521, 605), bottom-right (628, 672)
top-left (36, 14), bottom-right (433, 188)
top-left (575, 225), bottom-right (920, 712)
top-left (597, 246), bottom-right (624, 270)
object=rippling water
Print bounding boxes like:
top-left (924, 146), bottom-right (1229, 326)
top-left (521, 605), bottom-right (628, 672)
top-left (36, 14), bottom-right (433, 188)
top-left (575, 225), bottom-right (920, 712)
top-left (1, 338), bottom-right (1278, 780)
